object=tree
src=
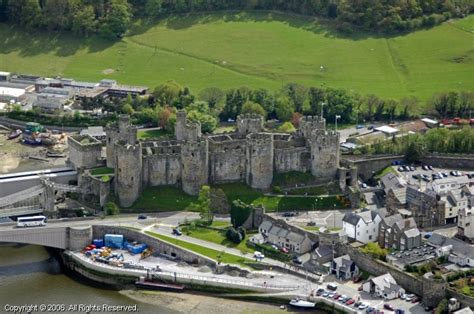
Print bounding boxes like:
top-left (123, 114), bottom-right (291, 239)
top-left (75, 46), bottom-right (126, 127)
top-left (122, 103), bottom-right (134, 115)
top-left (186, 101), bottom-right (217, 133)
top-left (71, 2), bottom-right (97, 36)
top-left (43, 0), bottom-right (69, 30)
top-left (186, 185), bottom-right (213, 225)
top-left (105, 202), bottom-right (120, 215)
top-left (308, 87), bottom-right (326, 115)
top-left (210, 188), bottom-right (230, 214)
top-left (198, 87), bottom-right (224, 110)
top-left (153, 81), bottom-right (184, 106)
top-left (225, 227), bottom-right (243, 243)
top-left (275, 96), bottom-right (294, 121)
top-left (360, 242), bottom-right (388, 260)
top-left (145, 0), bottom-right (163, 17)
top-left (99, 0), bottom-right (131, 39)
top-left (277, 121), bottom-right (296, 133)
top-left (241, 100), bottom-right (266, 117)
top-left (405, 141), bottom-right (422, 163)
top-left (282, 83), bottom-right (307, 113)
top-left (230, 200), bottom-right (254, 228)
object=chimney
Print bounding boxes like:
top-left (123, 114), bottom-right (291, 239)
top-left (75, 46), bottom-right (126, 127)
top-left (404, 219), bottom-right (411, 229)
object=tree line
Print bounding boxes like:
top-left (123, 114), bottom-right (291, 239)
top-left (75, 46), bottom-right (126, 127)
top-left (96, 80), bottom-right (472, 135)
top-left (0, 0), bottom-right (472, 39)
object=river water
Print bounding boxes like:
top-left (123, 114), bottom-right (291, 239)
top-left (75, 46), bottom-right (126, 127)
top-left (0, 244), bottom-right (297, 314)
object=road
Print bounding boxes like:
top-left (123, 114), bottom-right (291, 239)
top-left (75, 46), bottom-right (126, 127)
top-left (269, 209), bottom-right (351, 229)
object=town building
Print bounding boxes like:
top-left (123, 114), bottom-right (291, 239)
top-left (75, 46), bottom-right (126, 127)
top-left (330, 254), bottom-right (359, 280)
top-left (342, 210), bottom-right (382, 243)
top-left (427, 233), bottom-right (474, 267)
top-left (362, 273), bottom-right (405, 300)
top-left (256, 219), bottom-right (315, 254)
top-left (406, 185), bottom-right (446, 228)
top-left (378, 214), bottom-right (421, 251)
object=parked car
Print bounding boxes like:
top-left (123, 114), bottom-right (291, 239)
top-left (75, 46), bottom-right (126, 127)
top-left (428, 165), bottom-right (433, 170)
top-left (253, 251), bottom-right (265, 259)
top-left (384, 304), bottom-right (395, 311)
top-left (361, 183), bottom-right (368, 189)
top-left (398, 166), bottom-right (405, 172)
top-left (332, 293), bottom-right (341, 300)
top-left (327, 283), bottom-right (338, 291)
top-left (322, 292), bottom-right (329, 297)
top-left (359, 303), bottom-right (368, 310)
top-left (411, 297), bottom-right (420, 303)
top-left (338, 295), bottom-right (348, 302)
top-left (172, 228), bottom-right (182, 236)
top-left (327, 292), bottom-right (335, 298)
top-left (292, 256), bottom-right (303, 265)
top-left (346, 298), bottom-right (355, 305)
top-left (137, 214), bottom-right (147, 220)
top-left (280, 247), bottom-right (289, 253)
top-left (356, 125), bottom-right (365, 129)
top-left (316, 288), bottom-right (325, 296)
top-left (354, 301), bottom-right (362, 307)
top-left (271, 244), bottom-right (279, 250)
top-left (405, 294), bottom-right (415, 301)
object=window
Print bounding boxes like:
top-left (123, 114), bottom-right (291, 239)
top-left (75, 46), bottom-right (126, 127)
top-left (369, 235), bottom-right (372, 240)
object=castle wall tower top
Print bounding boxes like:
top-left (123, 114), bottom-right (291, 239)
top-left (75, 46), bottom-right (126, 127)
top-left (175, 110), bottom-right (201, 142)
top-left (181, 139), bottom-right (208, 195)
top-left (105, 114), bottom-right (137, 168)
top-left (246, 133), bottom-right (274, 190)
top-left (308, 129), bottom-right (340, 178)
top-left (237, 113), bottom-right (264, 135)
top-left (114, 141), bottom-right (142, 207)
top-left (298, 115), bottom-right (326, 139)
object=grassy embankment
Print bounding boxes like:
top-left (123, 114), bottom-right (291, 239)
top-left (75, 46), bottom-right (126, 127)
top-left (0, 12), bottom-right (472, 107)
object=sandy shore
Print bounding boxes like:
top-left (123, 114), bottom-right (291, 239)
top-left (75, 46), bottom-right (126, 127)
top-left (121, 289), bottom-right (292, 314)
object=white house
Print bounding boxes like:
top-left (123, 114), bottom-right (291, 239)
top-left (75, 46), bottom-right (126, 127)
top-left (342, 210), bottom-right (382, 244)
top-left (362, 273), bottom-right (405, 300)
top-left (427, 233), bottom-right (474, 267)
top-left (432, 176), bottom-right (470, 195)
top-left (257, 219), bottom-right (314, 254)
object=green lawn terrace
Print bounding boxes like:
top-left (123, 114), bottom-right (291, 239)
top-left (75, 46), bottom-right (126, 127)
top-left (126, 182), bottom-right (350, 213)
top-left (0, 12), bottom-right (472, 107)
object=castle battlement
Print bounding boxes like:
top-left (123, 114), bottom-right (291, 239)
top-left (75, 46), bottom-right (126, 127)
top-left (237, 113), bottom-right (264, 135)
top-left (246, 132), bottom-right (273, 144)
top-left (237, 113), bottom-right (264, 121)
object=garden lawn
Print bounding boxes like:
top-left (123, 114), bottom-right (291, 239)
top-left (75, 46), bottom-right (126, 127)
top-left (145, 231), bottom-right (250, 266)
top-left (90, 167), bottom-right (114, 175)
top-left (0, 12), bottom-right (472, 106)
top-left (137, 129), bottom-right (167, 139)
top-left (128, 186), bottom-right (197, 211)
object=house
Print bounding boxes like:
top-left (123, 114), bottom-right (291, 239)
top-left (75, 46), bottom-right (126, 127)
top-left (362, 273), bottom-right (405, 300)
top-left (257, 219), bottom-right (315, 254)
top-left (427, 233), bottom-right (474, 267)
top-left (312, 244), bottom-right (334, 265)
top-left (380, 173), bottom-right (406, 193)
top-left (443, 189), bottom-right (469, 224)
top-left (342, 210), bottom-right (382, 244)
top-left (330, 254), bottom-right (359, 280)
top-left (378, 214), bottom-right (421, 251)
top-left (432, 176), bottom-right (470, 195)
top-left (458, 207), bottom-right (474, 240)
top-left (406, 185), bottom-right (446, 228)
top-left (453, 307), bottom-right (474, 314)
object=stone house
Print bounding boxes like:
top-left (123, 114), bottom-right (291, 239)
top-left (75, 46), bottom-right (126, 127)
top-left (443, 189), bottom-right (469, 224)
top-left (362, 273), bottom-right (405, 300)
top-left (458, 207), bottom-right (474, 240)
top-left (342, 210), bottom-right (382, 244)
top-left (385, 187), bottom-right (407, 214)
top-left (378, 214), bottom-right (421, 251)
top-left (406, 185), bottom-right (446, 228)
top-left (257, 219), bottom-right (315, 254)
top-left (330, 254), bottom-right (359, 280)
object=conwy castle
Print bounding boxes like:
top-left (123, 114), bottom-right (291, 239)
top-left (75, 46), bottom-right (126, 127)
top-left (69, 112), bottom-right (357, 207)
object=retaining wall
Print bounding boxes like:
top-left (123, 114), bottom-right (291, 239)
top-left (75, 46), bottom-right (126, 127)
top-left (92, 225), bottom-right (216, 268)
top-left (447, 288), bottom-right (474, 309)
top-left (420, 154), bottom-right (474, 170)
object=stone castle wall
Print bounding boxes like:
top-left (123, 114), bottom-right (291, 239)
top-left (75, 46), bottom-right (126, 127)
top-left (274, 147), bottom-right (311, 173)
top-left (181, 139), bottom-right (209, 195)
top-left (246, 133), bottom-right (274, 190)
top-left (105, 115), bottom-right (137, 168)
top-left (309, 129), bottom-right (340, 178)
top-left (237, 113), bottom-right (263, 135)
top-left (208, 138), bottom-right (247, 184)
top-left (114, 142), bottom-right (142, 207)
top-left (68, 135), bottom-right (102, 169)
top-left (142, 154), bottom-right (182, 187)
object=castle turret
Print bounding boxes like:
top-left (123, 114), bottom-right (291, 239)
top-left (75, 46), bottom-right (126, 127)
top-left (175, 110), bottom-right (201, 142)
top-left (308, 129), bottom-right (340, 178)
top-left (114, 141), bottom-right (142, 207)
top-left (105, 114), bottom-right (137, 168)
top-left (181, 139), bottom-right (208, 195)
top-left (246, 133), bottom-right (274, 190)
top-left (237, 113), bottom-right (264, 135)
top-left (298, 116), bottom-right (326, 140)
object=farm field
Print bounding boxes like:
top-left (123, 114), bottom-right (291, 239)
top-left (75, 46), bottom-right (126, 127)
top-left (0, 12), bottom-right (472, 106)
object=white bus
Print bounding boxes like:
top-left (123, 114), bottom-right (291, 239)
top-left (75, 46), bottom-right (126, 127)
top-left (17, 215), bottom-right (47, 228)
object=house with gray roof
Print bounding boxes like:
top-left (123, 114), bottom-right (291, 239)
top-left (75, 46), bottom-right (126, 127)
top-left (378, 214), bottom-right (421, 251)
top-left (427, 233), bottom-right (474, 267)
top-left (362, 273), bottom-right (405, 300)
top-left (342, 210), bottom-right (382, 244)
top-left (330, 254), bottom-right (359, 280)
top-left (256, 219), bottom-right (315, 254)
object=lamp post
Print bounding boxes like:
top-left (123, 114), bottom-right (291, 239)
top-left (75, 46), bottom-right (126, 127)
top-left (321, 102), bottom-right (326, 120)
top-left (335, 115), bottom-right (341, 132)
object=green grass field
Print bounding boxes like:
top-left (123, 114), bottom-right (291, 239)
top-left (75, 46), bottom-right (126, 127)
top-left (0, 12), bottom-right (472, 106)
top-left (137, 129), bottom-right (167, 139)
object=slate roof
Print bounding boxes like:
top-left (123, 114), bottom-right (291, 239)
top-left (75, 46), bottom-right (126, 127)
top-left (381, 173), bottom-right (406, 192)
top-left (382, 214), bottom-right (403, 227)
top-left (371, 273), bottom-right (401, 295)
top-left (314, 245), bottom-right (333, 258)
top-left (342, 212), bottom-right (361, 226)
top-left (427, 233), bottom-right (474, 259)
top-left (403, 228), bottom-right (420, 238)
top-left (259, 220), bottom-right (273, 232)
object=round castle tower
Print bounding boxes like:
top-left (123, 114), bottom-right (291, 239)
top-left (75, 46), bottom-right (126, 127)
top-left (105, 115), bottom-right (137, 168)
top-left (308, 129), bottom-right (340, 178)
top-left (181, 139), bottom-right (209, 195)
top-left (246, 133), bottom-right (274, 190)
top-left (175, 110), bottom-right (201, 142)
top-left (114, 141), bottom-right (142, 207)
top-left (298, 116), bottom-right (326, 139)
top-left (237, 113), bottom-right (264, 135)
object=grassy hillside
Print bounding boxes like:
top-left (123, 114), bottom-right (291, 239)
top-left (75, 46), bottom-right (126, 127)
top-left (0, 12), bottom-right (472, 105)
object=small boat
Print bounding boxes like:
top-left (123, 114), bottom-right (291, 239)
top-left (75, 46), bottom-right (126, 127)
top-left (7, 129), bottom-right (22, 140)
top-left (46, 151), bottom-right (65, 158)
top-left (289, 298), bottom-right (316, 308)
top-left (23, 138), bottom-right (42, 146)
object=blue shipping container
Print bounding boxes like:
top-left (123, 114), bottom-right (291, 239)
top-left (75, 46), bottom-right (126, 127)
top-left (93, 239), bottom-right (104, 248)
top-left (104, 234), bottom-right (124, 249)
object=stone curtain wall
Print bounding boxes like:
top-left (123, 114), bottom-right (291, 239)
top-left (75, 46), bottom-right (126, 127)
top-left (420, 154), bottom-right (474, 170)
top-left (341, 244), bottom-right (446, 307)
top-left (447, 288), bottom-right (474, 309)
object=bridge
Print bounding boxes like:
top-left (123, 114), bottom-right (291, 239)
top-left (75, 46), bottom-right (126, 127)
top-left (0, 177), bottom-right (81, 218)
top-left (0, 225), bottom-right (92, 250)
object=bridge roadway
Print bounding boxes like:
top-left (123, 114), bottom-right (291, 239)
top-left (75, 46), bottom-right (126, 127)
top-left (0, 212), bottom-right (199, 249)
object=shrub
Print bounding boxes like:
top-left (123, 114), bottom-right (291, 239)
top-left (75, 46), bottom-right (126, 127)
top-left (105, 202), bottom-right (120, 215)
top-left (226, 227), bottom-right (243, 244)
